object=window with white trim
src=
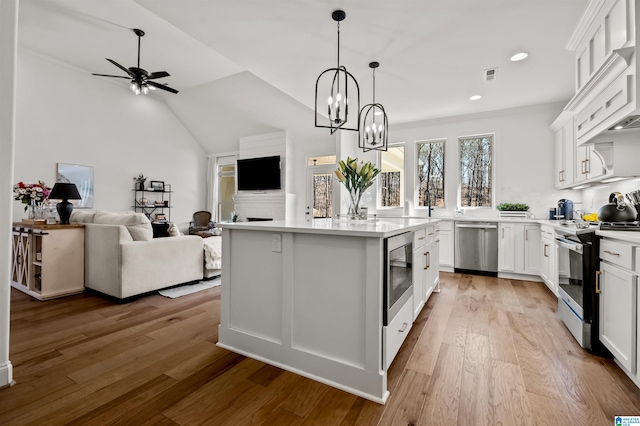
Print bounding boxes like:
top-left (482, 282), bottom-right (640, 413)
top-left (459, 135), bottom-right (493, 207)
top-left (379, 146), bottom-right (404, 208)
top-left (416, 140), bottom-right (445, 207)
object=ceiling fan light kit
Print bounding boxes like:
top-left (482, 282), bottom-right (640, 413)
top-left (314, 10), bottom-right (360, 134)
top-left (359, 61), bottom-right (388, 152)
top-left (92, 28), bottom-right (178, 95)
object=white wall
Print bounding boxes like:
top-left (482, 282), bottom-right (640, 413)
top-left (0, 0), bottom-right (18, 389)
top-left (376, 102), bottom-right (582, 219)
top-left (582, 179), bottom-right (640, 216)
top-left (12, 51), bottom-right (208, 230)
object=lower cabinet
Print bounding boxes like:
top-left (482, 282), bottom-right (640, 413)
top-left (383, 295), bottom-right (413, 370)
top-left (498, 222), bottom-right (540, 275)
top-left (539, 231), bottom-right (557, 295)
top-left (599, 258), bottom-right (637, 373)
top-left (438, 220), bottom-right (454, 268)
top-left (412, 237), bottom-right (438, 320)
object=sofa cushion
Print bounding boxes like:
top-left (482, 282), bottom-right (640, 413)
top-left (70, 210), bottom-right (97, 224)
top-left (93, 211), bottom-right (153, 241)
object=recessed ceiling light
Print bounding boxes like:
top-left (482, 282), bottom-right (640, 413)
top-left (510, 52), bottom-right (528, 61)
top-left (469, 95), bottom-right (482, 101)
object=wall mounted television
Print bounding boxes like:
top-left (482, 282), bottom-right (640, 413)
top-left (237, 155), bottom-right (282, 190)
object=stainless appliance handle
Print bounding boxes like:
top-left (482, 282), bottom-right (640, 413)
top-left (555, 237), bottom-right (582, 253)
top-left (455, 224), bottom-right (498, 229)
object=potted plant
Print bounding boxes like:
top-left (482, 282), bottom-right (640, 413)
top-left (13, 181), bottom-right (51, 219)
top-left (134, 174), bottom-right (146, 190)
top-left (496, 203), bottom-right (529, 211)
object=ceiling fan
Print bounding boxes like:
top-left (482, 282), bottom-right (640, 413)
top-left (92, 28), bottom-right (178, 95)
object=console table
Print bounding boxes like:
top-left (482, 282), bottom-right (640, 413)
top-left (11, 222), bottom-right (85, 300)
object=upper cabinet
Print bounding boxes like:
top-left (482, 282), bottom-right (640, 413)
top-left (564, 0), bottom-right (636, 146)
top-left (552, 0), bottom-right (640, 188)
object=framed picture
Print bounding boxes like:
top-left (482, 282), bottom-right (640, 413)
top-left (150, 181), bottom-right (164, 191)
top-left (56, 163), bottom-right (94, 208)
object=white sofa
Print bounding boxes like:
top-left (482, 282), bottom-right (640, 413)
top-left (71, 210), bottom-right (206, 299)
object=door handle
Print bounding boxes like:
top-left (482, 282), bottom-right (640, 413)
top-left (399, 322), bottom-right (408, 333)
top-left (502, 228), bottom-right (504, 238)
top-left (595, 270), bottom-right (602, 293)
top-left (543, 244), bottom-right (548, 257)
top-left (424, 252), bottom-right (429, 270)
top-left (585, 158), bottom-right (590, 174)
top-left (603, 249), bottom-right (620, 256)
top-left (525, 230), bottom-right (528, 241)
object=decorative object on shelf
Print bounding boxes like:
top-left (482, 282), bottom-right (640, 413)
top-left (13, 180), bottom-right (51, 220)
top-left (49, 182), bottom-right (81, 225)
top-left (359, 61), bottom-right (388, 152)
top-left (91, 28), bottom-right (178, 95)
top-left (315, 10), bottom-right (360, 134)
top-left (134, 174), bottom-right (146, 190)
top-left (335, 157), bottom-right (380, 218)
top-left (150, 180), bottom-right (164, 191)
top-left (57, 163), bottom-right (94, 208)
top-left (138, 197), bottom-right (148, 206)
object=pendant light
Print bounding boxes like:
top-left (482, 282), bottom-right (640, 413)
top-left (359, 62), bottom-right (388, 152)
top-left (315, 10), bottom-right (360, 134)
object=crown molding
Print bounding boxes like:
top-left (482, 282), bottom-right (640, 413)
top-left (566, 0), bottom-right (607, 51)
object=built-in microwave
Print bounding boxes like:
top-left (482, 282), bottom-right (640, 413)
top-left (383, 232), bottom-right (413, 326)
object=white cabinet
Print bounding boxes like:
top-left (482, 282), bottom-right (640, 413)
top-left (599, 260), bottom-right (637, 373)
top-left (498, 223), bottom-right (540, 276)
top-left (554, 119), bottom-right (575, 189)
top-left (412, 243), bottom-right (425, 320)
top-left (438, 220), bottom-right (454, 268)
top-left (523, 224), bottom-right (540, 275)
top-left (412, 226), bottom-right (439, 320)
top-left (539, 226), bottom-right (557, 295)
top-left (425, 238), bottom-right (439, 300)
top-left (498, 223), bottom-right (516, 272)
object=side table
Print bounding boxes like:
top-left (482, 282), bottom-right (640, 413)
top-left (11, 222), bottom-right (85, 300)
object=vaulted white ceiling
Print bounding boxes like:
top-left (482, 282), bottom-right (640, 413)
top-left (17, 0), bottom-right (588, 153)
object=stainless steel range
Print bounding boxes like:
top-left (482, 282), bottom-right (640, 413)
top-left (599, 221), bottom-right (640, 231)
top-left (555, 223), bottom-right (610, 355)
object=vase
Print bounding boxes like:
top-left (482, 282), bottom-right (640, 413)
top-left (27, 201), bottom-right (36, 220)
top-left (348, 190), bottom-right (363, 219)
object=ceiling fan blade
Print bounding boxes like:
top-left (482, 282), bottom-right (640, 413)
top-left (92, 73), bottom-right (130, 79)
top-left (106, 58), bottom-right (135, 77)
top-left (147, 81), bottom-right (178, 94)
top-left (147, 71), bottom-right (170, 79)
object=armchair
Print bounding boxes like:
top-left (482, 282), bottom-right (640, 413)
top-left (189, 211), bottom-right (214, 235)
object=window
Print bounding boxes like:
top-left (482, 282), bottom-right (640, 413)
top-left (459, 135), bottom-right (493, 207)
top-left (379, 146), bottom-right (404, 208)
top-left (312, 174), bottom-right (333, 218)
top-left (218, 163), bottom-right (236, 221)
top-left (416, 140), bottom-right (445, 207)
top-left (307, 155), bottom-right (336, 166)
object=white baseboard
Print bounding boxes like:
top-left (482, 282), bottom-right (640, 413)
top-left (439, 265), bottom-right (454, 273)
top-left (497, 271), bottom-right (543, 282)
top-left (0, 361), bottom-right (14, 388)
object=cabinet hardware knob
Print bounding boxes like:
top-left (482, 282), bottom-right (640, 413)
top-left (399, 323), bottom-right (408, 332)
top-left (418, 236), bottom-right (425, 240)
top-left (603, 250), bottom-right (620, 256)
top-left (595, 270), bottom-right (602, 293)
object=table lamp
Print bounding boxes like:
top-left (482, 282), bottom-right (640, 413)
top-left (49, 183), bottom-right (81, 224)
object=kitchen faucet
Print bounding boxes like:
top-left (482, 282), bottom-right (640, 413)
top-left (423, 188), bottom-right (433, 217)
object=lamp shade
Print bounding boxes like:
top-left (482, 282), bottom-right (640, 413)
top-left (49, 183), bottom-right (81, 200)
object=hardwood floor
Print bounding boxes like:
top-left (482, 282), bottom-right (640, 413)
top-left (2, 272), bottom-right (640, 425)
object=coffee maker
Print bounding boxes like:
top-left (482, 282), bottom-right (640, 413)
top-left (557, 199), bottom-right (574, 220)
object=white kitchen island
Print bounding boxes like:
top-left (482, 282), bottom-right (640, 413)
top-left (216, 217), bottom-right (440, 403)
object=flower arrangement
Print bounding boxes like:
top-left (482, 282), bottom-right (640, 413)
top-left (335, 157), bottom-right (380, 215)
top-left (13, 181), bottom-right (51, 211)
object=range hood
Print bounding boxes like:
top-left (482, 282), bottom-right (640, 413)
top-left (608, 115), bottom-right (640, 130)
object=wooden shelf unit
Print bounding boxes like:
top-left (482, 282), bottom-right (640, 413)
top-left (11, 222), bottom-right (85, 300)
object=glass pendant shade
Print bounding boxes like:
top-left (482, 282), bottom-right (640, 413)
top-left (315, 10), bottom-right (360, 134)
top-left (359, 62), bottom-right (388, 152)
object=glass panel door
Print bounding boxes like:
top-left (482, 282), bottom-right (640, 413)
top-left (218, 164), bottom-right (235, 222)
top-left (306, 164), bottom-right (335, 221)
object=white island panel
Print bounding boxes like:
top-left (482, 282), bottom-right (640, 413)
top-left (292, 233), bottom-right (368, 368)
top-left (228, 230), bottom-right (283, 343)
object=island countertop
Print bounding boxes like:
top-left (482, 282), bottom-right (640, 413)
top-left (217, 217), bottom-right (441, 238)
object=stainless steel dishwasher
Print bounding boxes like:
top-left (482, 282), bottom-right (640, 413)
top-left (454, 221), bottom-right (498, 275)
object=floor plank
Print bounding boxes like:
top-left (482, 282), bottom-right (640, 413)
top-left (2, 273), bottom-right (640, 425)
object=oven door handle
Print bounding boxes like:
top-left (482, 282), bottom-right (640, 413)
top-left (556, 237), bottom-right (583, 253)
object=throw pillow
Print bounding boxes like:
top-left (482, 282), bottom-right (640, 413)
top-left (168, 222), bottom-right (181, 237)
top-left (93, 211), bottom-right (153, 241)
top-left (70, 210), bottom-right (97, 224)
